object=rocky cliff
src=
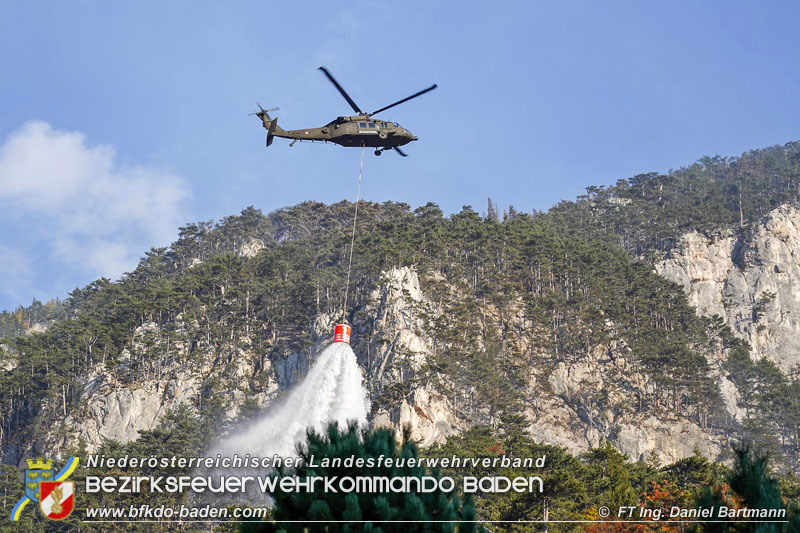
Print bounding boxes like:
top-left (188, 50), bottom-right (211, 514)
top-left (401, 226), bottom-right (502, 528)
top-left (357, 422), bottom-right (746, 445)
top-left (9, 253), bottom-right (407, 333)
top-left (41, 323), bottom-right (306, 457)
top-left (656, 203), bottom-right (800, 374)
top-left (359, 269), bottom-right (725, 464)
top-left (12, 202), bottom-right (800, 472)
top-left (5, 142), bottom-right (800, 477)
top-left (36, 266), bottom-right (727, 467)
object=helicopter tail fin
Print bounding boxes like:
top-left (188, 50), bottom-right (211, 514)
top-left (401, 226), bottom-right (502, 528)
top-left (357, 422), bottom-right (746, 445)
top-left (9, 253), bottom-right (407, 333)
top-left (266, 117), bottom-right (279, 147)
top-left (253, 106), bottom-right (284, 147)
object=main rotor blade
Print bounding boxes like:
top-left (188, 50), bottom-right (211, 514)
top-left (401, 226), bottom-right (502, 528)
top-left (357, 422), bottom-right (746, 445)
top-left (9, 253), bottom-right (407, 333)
top-left (370, 84), bottom-right (437, 116)
top-left (318, 67), bottom-right (363, 114)
top-left (394, 146), bottom-right (408, 157)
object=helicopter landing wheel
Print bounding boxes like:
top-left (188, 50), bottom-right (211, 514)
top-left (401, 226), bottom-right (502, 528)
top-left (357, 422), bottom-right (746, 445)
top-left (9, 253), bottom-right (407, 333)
top-left (374, 149), bottom-right (382, 156)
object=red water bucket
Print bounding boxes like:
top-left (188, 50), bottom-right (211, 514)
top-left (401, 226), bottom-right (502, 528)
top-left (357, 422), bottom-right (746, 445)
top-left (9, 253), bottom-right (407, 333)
top-left (333, 323), bottom-right (351, 344)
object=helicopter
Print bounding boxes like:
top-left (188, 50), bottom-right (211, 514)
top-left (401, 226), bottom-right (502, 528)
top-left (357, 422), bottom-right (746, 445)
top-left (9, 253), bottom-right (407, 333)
top-left (254, 67), bottom-right (437, 157)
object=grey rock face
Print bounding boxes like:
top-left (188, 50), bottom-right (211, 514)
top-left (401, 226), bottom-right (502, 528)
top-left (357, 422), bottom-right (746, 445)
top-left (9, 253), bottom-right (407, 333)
top-left (48, 366), bottom-right (202, 454)
top-left (38, 266), bottom-right (726, 465)
top-left (43, 322), bottom-right (283, 455)
top-left (355, 266), bottom-right (465, 447)
top-left (525, 343), bottom-right (722, 464)
top-left (238, 239), bottom-right (265, 258)
top-left (358, 268), bottom-right (722, 464)
top-left (0, 344), bottom-right (16, 372)
top-left (656, 203), bottom-right (800, 374)
top-left (363, 266), bottom-right (430, 387)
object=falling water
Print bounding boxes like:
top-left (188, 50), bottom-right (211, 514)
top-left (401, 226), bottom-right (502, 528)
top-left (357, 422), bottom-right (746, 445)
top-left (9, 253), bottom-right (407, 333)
top-left (213, 341), bottom-right (369, 461)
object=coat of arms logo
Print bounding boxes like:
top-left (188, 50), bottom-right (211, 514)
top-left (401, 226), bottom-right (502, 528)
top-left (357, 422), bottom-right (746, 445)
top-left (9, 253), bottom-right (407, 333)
top-left (39, 480), bottom-right (75, 520)
top-left (9, 456), bottom-right (79, 521)
top-left (24, 458), bottom-right (53, 502)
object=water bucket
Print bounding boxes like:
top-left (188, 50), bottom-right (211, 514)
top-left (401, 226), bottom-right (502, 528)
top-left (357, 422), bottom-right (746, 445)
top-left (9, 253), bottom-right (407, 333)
top-left (333, 323), bottom-right (351, 344)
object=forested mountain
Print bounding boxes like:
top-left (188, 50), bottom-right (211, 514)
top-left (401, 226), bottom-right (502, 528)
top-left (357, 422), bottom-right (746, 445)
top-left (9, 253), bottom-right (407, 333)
top-left (549, 141), bottom-right (800, 257)
top-left (2, 141), bottom-right (800, 529)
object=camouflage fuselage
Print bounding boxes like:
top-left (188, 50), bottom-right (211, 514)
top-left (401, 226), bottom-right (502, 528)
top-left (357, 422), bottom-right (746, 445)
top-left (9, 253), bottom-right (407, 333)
top-left (262, 115), bottom-right (417, 148)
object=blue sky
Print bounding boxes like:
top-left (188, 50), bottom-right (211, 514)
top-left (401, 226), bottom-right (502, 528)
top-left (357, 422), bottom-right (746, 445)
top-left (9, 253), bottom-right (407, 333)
top-left (1, 1), bottom-right (799, 311)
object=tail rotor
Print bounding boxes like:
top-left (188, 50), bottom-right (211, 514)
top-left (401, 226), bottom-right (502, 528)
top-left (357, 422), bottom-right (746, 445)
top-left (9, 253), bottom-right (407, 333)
top-left (250, 103), bottom-right (279, 121)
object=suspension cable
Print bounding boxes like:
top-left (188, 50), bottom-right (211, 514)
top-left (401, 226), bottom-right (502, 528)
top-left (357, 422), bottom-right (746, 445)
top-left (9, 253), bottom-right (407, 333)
top-left (342, 145), bottom-right (365, 323)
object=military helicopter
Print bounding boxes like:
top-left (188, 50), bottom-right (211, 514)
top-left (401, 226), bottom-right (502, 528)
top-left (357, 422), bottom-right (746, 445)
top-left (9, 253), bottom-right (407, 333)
top-left (254, 67), bottom-right (437, 157)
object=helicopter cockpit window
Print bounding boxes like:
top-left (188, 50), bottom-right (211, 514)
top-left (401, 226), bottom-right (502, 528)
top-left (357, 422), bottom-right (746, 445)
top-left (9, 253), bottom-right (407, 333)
top-left (359, 122), bottom-right (367, 128)
top-left (381, 122), bottom-right (387, 128)
top-left (368, 122), bottom-right (376, 128)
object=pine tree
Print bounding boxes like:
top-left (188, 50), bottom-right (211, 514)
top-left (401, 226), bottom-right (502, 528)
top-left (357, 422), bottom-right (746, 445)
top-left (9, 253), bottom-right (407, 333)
top-left (246, 422), bottom-right (483, 532)
top-left (694, 445), bottom-right (797, 533)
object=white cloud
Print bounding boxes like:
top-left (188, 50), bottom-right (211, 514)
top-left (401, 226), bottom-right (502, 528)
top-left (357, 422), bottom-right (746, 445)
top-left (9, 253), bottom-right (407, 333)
top-left (0, 121), bottom-right (190, 293)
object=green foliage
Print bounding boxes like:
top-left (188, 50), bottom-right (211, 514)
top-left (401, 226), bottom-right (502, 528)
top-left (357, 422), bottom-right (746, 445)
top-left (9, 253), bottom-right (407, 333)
top-left (548, 142), bottom-right (800, 257)
top-left (1, 196), bottom-right (741, 465)
top-left (694, 445), bottom-right (799, 533)
top-left (581, 443), bottom-right (639, 512)
top-left (79, 405), bottom-right (207, 532)
top-left (0, 406), bottom-right (205, 532)
top-left (427, 425), bottom-right (589, 530)
top-left (428, 428), bottom-right (800, 530)
top-left (0, 298), bottom-right (64, 339)
top-left (661, 452), bottom-right (727, 489)
top-left (243, 422), bottom-right (481, 532)
top-left (1, 142), bottom-right (799, 524)
top-left (726, 346), bottom-right (800, 471)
